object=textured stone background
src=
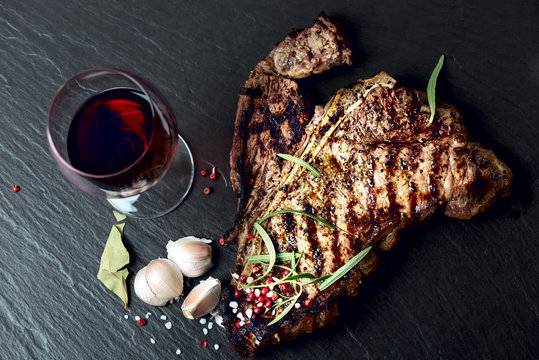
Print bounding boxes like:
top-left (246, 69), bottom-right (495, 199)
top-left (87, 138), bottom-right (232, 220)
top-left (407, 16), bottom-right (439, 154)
top-left (0, 0), bottom-right (537, 359)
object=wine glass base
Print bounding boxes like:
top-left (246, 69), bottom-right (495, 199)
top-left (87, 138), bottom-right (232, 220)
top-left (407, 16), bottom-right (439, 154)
top-left (107, 134), bottom-right (194, 219)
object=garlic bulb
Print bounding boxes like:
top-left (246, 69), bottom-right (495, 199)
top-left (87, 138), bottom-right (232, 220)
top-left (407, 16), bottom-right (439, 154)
top-left (134, 259), bottom-right (184, 306)
top-left (167, 236), bottom-right (213, 278)
top-left (181, 277), bottom-right (221, 319)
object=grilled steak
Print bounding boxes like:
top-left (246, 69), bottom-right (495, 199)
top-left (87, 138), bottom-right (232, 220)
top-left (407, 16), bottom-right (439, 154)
top-left (222, 14), bottom-right (512, 358)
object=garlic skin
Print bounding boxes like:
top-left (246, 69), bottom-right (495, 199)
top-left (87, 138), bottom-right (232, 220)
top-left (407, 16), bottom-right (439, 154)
top-left (167, 236), bottom-right (213, 278)
top-left (181, 277), bottom-right (221, 319)
top-left (134, 259), bottom-right (184, 306)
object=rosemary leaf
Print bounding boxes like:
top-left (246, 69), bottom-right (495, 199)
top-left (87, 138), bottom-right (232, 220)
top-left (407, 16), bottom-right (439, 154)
top-left (318, 246), bottom-right (372, 291)
top-left (268, 296), bottom-right (299, 326)
top-left (305, 274), bottom-right (331, 285)
top-left (427, 54), bottom-right (445, 124)
top-left (277, 153), bottom-right (321, 177)
top-left (247, 252), bottom-right (301, 264)
top-left (285, 273), bottom-right (315, 281)
top-left (258, 209), bottom-right (336, 231)
top-left (250, 223), bottom-right (276, 285)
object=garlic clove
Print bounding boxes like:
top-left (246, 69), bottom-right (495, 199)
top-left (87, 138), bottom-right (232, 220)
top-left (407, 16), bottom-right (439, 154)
top-left (167, 237), bottom-right (213, 278)
top-left (134, 259), bottom-right (184, 306)
top-left (134, 266), bottom-right (168, 306)
top-left (181, 277), bottom-right (221, 319)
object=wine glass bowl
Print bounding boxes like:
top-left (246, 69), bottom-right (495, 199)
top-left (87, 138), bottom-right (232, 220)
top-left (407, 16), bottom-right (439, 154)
top-left (47, 69), bottom-right (194, 218)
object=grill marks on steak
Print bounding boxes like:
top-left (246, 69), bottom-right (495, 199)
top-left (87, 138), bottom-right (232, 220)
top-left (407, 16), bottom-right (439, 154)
top-left (228, 13), bottom-right (353, 245)
top-left (223, 15), bottom-right (512, 359)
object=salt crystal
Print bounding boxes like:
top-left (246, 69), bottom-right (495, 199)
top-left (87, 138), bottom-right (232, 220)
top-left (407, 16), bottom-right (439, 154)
top-left (176, 349), bottom-right (181, 355)
top-left (245, 288), bottom-right (252, 294)
top-left (165, 322), bottom-right (172, 330)
top-left (232, 273), bottom-right (239, 279)
top-left (135, 315), bottom-right (140, 321)
top-left (214, 344), bottom-right (220, 350)
top-left (208, 322), bottom-right (213, 329)
top-left (257, 303), bottom-right (263, 307)
top-left (295, 303), bottom-right (301, 309)
top-left (277, 298), bottom-right (283, 303)
top-left (150, 338), bottom-right (156, 344)
top-left (237, 313), bottom-right (244, 320)
top-left (199, 318), bottom-right (207, 324)
top-left (203, 328), bottom-right (208, 335)
top-left (232, 308), bottom-right (238, 313)
top-left (267, 291), bottom-right (274, 297)
top-left (247, 277), bottom-right (254, 283)
top-left (269, 285), bottom-right (274, 290)
top-left (229, 301), bottom-right (239, 308)
top-left (245, 308), bottom-right (253, 319)
top-left (272, 277), bottom-right (279, 282)
top-left (145, 312), bottom-right (152, 318)
top-left (124, 315), bottom-right (129, 319)
top-left (160, 315), bottom-right (167, 320)
top-left (239, 321), bottom-right (245, 326)
top-left (254, 289), bottom-right (261, 297)
top-left (255, 340), bottom-right (260, 346)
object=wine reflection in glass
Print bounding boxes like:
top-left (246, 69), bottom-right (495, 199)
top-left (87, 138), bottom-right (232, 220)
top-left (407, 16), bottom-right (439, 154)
top-left (47, 69), bottom-right (194, 218)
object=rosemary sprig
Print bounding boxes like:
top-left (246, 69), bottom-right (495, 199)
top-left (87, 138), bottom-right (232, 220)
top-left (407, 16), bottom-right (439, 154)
top-left (318, 246), bottom-right (372, 291)
top-left (268, 283), bottom-right (303, 326)
top-left (247, 252), bottom-right (301, 264)
top-left (277, 153), bottom-right (321, 177)
top-left (246, 223), bottom-right (276, 287)
top-left (427, 54), bottom-right (445, 124)
top-left (257, 209), bottom-right (336, 231)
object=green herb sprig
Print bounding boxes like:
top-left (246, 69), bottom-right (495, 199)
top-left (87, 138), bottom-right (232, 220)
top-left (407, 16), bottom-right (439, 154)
top-left (318, 246), bottom-right (372, 291)
top-left (277, 153), bottom-right (321, 177)
top-left (427, 54), bottom-right (445, 124)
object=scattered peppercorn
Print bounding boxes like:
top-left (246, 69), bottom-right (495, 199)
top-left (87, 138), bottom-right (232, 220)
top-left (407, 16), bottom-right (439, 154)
top-left (246, 233), bottom-right (254, 239)
top-left (260, 287), bottom-right (269, 296)
top-left (247, 293), bottom-right (255, 302)
top-left (265, 278), bottom-right (274, 285)
top-left (137, 318), bottom-right (146, 326)
top-left (235, 322), bottom-right (242, 329)
top-left (219, 237), bottom-right (225, 246)
top-left (201, 340), bottom-right (208, 347)
top-left (253, 307), bottom-right (262, 315)
top-left (280, 283), bottom-right (289, 292)
top-left (257, 296), bottom-right (265, 303)
top-left (304, 299), bottom-right (313, 307)
top-left (252, 266), bottom-right (260, 274)
top-left (234, 290), bottom-right (242, 298)
top-left (203, 187), bottom-right (211, 195)
top-left (209, 172), bottom-right (218, 180)
top-left (239, 275), bottom-right (247, 283)
top-left (264, 300), bottom-right (272, 308)
top-left (200, 169), bottom-right (209, 176)
top-left (283, 269), bottom-right (290, 276)
top-left (12, 185), bottom-right (20, 192)
top-left (271, 293), bottom-right (279, 301)
top-left (249, 178), bottom-right (255, 186)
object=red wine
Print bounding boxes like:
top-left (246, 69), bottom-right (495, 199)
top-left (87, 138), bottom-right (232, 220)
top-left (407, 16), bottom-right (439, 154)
top-left (67, 88), bottom-right (175, 191)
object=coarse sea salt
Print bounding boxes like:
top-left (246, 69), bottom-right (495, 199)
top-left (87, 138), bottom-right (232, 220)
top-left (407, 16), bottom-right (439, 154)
top-left (247, 277), bottom-right (254, 283)
top-left (255, 339), bottom-right (260, 345)
top-left (208, 322), bottom-right (213, 329)
top-left (229, 301), bottom-right (238, 309)
top-left (254, 289), bottom-right (261, 297)
top-left (267, 291), bottom-right (274, 297)
top-left (150, 338), bottom-right (156, 344)
top-left (145, 312), bottom-right (152, 318)
top-left (124, 315), bottom-right (129, 319)
top-left (232, 308), bottom-right (238, 313)
top-left (245, 288), bottom-right (252, 293)
top-left (203, 328), bottom-right (208, 335)
top-left (160, 315), bottom-right (167, 320)
top-left (239, 321), bottom-right (245, 326)
top-left (237, 313), bottom-right (244, 320)
top-left (199, 318), bottom-right (207, 325)
top-left (214, 344), bottom-right (220, 350)
top-left (295, 303), bottom-right (301, 309)
top-left (245, 308), bottom-right (253, 319)
top-left (165, 322), bottom-right (172, 330)
top-left (176, 349), bottom-right (181, 355)
top-left (232, 273), bottom-right (239, 279)
top-left (135, 315), bottom-right (140, 321)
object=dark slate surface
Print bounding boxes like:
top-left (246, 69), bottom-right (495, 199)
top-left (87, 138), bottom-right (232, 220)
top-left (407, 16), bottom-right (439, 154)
top-left (0, 0), bottom-right (537, 359)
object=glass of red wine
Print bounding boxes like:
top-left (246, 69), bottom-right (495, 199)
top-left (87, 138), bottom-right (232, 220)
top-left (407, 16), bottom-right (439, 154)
top-left (47, 68), bottom-right (194, 218)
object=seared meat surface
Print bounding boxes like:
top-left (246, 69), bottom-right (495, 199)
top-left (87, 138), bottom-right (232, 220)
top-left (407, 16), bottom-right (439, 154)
top-left (222, 14), bottom-right (512, 358)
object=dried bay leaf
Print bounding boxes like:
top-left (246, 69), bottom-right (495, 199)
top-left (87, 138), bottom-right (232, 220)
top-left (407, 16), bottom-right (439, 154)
top-left (97, 223), bottom-right (130, 308)
top-left (113, 210), bottom-right (127, 222)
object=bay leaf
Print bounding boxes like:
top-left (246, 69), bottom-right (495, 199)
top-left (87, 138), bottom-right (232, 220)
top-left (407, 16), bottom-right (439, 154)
top-left (113, 210), bottom-right (127, 222)
top-left (97, 223), bottom-right (130, 308)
